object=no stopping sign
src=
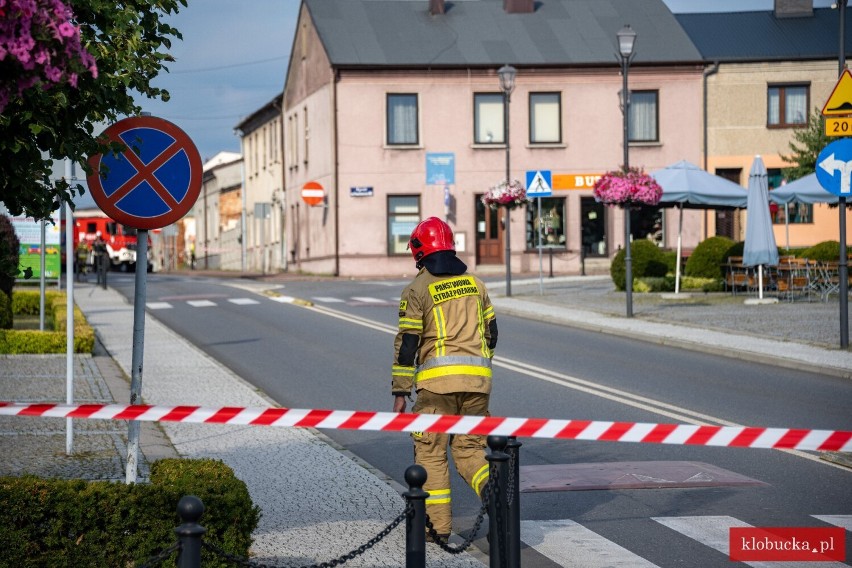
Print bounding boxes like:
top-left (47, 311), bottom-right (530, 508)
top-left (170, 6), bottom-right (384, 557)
top-left (86, 116), bottom-right (202, 229)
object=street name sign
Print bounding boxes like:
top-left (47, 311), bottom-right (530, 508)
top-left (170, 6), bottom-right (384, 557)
top-left (86, 116), bottom-right (202, 230)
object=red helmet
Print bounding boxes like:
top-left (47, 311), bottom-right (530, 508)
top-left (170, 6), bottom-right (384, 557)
top-left (409, 217), bottom-right (454, 262)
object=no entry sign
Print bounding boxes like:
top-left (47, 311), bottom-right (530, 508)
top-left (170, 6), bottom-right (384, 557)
top-left (302, 181), bottom-right (325, 206)
top-left (86, 116), bottom-right (202, 230)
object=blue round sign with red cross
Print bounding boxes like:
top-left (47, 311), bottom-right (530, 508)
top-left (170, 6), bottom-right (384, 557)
top-left (86, 116), bottom-right (202, 230)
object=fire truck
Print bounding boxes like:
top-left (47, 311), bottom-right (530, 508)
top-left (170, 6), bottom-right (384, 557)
top-left (73, 212), bottom-right (153, 272)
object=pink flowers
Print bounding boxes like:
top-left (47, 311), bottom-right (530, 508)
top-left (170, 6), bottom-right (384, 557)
top-left (482, 179), bottom-right (529, 210)
top-left (593, 166), bottom-right (662, 207)
top-left (0, 0), bottom-right (97, 111)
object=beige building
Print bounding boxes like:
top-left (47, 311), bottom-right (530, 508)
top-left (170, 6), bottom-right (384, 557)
top-left (677, 2), bottom-right (852, 248)
top-left (236, 95), bottom-right (287, 273)
top-left (191, 151), bottom-right (242, 270)
top-left (281, 0), bottom-right (705, 278)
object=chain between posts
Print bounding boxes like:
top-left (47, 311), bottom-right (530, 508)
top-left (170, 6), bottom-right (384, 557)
top-left (423, 467), bottom-right (500, 555)
top-left (140, 504), bottom-right (412, 568)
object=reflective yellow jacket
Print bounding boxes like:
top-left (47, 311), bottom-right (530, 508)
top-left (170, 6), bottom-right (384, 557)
top-left (392, 269), bottom-right (496, 396)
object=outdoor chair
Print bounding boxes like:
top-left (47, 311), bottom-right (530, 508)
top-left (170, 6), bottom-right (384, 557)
top-left (724, 256), bottom-right (750, 295)
top-left (815, 261), bottom-right (841, 302)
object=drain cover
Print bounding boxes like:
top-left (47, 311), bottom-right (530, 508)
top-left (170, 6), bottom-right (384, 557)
top-left (520, 461), bottom-right (767, 492)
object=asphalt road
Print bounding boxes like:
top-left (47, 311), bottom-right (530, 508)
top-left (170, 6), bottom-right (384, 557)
top-left (108, 272), bottom-right (852, 567)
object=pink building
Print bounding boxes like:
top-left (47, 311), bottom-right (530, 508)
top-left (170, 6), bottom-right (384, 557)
top-left (282, 0), bottom-right (705, 277)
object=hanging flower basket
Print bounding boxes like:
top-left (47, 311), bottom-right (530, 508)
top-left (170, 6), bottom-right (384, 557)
top-left (481, 179), bottom-right (529, 210)
top-left (593, 166), bottom-right (662, 207)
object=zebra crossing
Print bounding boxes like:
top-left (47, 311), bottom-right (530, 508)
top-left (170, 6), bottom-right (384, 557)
top-left (145, 294), bottom-right (396, 310)
top-left (522, 515), bottom-right (851, 567)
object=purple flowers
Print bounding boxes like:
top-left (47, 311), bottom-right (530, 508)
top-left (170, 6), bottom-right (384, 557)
top-left (0, 0), bottom-right (97, 111)
top-left (482, 179), bottom-right (529, 210)
top-left (593, 166), bottom-right (662, 207)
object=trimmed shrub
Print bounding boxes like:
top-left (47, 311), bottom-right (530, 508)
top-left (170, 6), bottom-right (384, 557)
top-left (684, 236), bottom-right (735, 279)
top-left (0, 291), bottom-right (11, 329)
top-left (610, 240), bottom-right (668, 291)
top-left (635, 276), bottom-right (676, 293)
top-left (0, 458), bottom-right (260, 567)
top-left (661, 250), bottom-right (678, 275)
top-left (0, 291), bottom-right (94, 353)
top-left (0, 214), bottom-right (20, 299)
top-left (802, 240), bottom-right (840, 261)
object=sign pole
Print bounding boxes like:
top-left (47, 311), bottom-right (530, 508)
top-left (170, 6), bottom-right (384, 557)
top-left (86, 115), bottom-right (202, 482)
top-left (126, 230), bottom-right (148, 483)
top-left (838, 0), bottom-right (848, 349)
top-left (537, 197), bottom-right (543, 295)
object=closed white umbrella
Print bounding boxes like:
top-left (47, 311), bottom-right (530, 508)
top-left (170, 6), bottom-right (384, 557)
top-left (743, 156), bottom-right (779, 301)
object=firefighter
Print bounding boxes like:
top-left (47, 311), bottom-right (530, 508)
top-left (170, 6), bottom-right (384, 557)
top-left (391, 217), bottom-right (498, 540)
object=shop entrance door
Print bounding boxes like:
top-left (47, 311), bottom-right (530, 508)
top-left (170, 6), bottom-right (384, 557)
top-left (581, 197), bottom-right (607, 257)
top-left (475, 195), bottom-right (503, 264)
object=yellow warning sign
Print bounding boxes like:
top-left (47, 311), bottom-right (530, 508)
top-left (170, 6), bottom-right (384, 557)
top-left (822, 69), bottom-right (852, 116)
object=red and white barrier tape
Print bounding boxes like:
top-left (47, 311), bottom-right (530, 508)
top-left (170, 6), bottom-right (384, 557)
top-left (1, 402), bottom-right (850, 452)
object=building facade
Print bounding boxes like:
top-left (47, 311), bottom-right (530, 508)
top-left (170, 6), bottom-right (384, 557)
top-left (281, 0), bottom-right (705, 278)
top-left (677, 2), bottom-right (852, 248)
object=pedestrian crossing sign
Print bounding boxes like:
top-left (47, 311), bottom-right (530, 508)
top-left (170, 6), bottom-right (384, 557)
top-left (526, 170), bottom-right (553, 197)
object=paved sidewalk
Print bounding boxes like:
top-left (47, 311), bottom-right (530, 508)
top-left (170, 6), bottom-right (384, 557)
top-left (3, 282), bottom-right (484, 567)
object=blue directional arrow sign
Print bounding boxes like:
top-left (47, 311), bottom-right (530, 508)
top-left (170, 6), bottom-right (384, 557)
top-left (526, 170), bottom-right (552, 197)
top-left (816, 138), bottom-right (852, 197)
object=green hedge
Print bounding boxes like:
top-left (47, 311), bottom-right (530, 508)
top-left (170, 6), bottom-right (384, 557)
top-left (0, 291), bottom-right (94, 354)
top-left (0, 292), bottom-right (10, 329)
top-left (610, 240), bottom-right (668, 291)
top-left (684, 236), bottom-right (735, 279)
top-left (802, 240), bottom-right (840, 261)
top-left (0, 458), bottom-right (260, 567)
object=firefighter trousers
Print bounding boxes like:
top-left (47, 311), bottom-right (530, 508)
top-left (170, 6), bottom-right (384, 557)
top-left (411, 389), bottom-right (490, 535)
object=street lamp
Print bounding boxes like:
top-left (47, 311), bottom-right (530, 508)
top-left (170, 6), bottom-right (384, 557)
top-left (498, 64), bottom-right (516, 297)
top-left (617, 25), bottom-right (636, 317)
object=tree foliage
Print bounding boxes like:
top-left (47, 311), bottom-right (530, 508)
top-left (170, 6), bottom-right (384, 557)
top-left (781, 107), bottom-right (831, 182)
top-left (0, 0), bottom-right (186, 221)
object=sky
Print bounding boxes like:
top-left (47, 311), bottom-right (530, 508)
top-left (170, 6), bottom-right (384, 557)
top-left (137, 0), bottom-right (839, 163)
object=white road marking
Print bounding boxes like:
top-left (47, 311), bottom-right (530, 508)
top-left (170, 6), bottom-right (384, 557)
top-left (521, 519), bottom-right (659, 567)
top-left (812, 515), bottom-right (852, 531)
top-left (653, 516), bottom-right (847, 568)
top-left (312, 297), bottom-right (345, 303)
top-left (228, 298), bottom-right (260, 305)
top-left (146, 302), bottom-right (173, 310)
top-left (187, 300), bottom-right (217, 307)
top-left (350, 296), bottom-right (387, 303)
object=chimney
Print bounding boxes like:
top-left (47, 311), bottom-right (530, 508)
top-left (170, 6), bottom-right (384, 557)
top-left (504, 0), bottom-right (534, 14)
top-left (429, 0), bottom-right (445, 15)
top-left (774, 0), bottom-right (813, 18)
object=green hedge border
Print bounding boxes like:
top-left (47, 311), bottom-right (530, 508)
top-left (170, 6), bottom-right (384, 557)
top-left (0, 458), bottom-right (260, 567)
top-left (0, 290), bottom-right (94, 353)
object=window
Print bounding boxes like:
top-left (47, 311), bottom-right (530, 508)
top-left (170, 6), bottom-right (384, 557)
top-left (474, 93), bottom-right (504, 144)
top-left (526, 197), bottom-right (566, 249)
top-left (629, 90), bottom-right (658, 142)
top-left (387, 94), bottom-right (418, 145)
top-left (388, 196), bottom-right (420, 255)
top-left (770, 170), bottom-right (813, 224)
top-left (529, 92), bottom-right (561, 144)
top-left (768, 84), bottom-right (808, 127)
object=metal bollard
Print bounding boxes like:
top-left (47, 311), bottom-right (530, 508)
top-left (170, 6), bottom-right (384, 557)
top-left (505, 436), bottom-right (522, 568)
top-left (175, 495), bottom-right (206, 568)
top-left (486, 435), bottom-right (510, 568)
top-left (403, 464), bottom-right (428, 568)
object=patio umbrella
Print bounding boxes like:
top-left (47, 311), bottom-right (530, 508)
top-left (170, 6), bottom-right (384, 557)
top-left (768, 173), bottom-right (837, 205)
top-left (651, 160), bottom-right (748, 293)
top-left (768, 173), bottom-right (836, 249)
top-left (743, 155), bottom-right (779, 300)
